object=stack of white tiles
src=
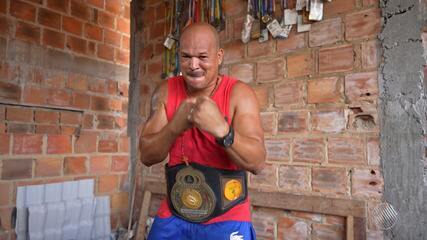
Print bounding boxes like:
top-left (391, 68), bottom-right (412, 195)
top-left (15, 179), bottom-right (111, 240)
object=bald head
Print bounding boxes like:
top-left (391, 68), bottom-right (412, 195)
top-left (178, 22), bottom-right (224, 92)
top-left (180, 23), bottom-right (220, 50)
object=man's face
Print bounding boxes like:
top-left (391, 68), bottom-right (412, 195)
top-left (179, 29), bottom-right (223, 90)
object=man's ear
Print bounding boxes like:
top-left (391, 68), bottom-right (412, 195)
top-left (217, 48), bottom-right (224, 65)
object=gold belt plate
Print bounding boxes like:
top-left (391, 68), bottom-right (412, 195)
top-left (170, 166), bottom-right (216, 222)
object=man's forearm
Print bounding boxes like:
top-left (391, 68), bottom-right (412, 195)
top-left (139, 124), bottom-right (179, 166)
top-left (225, 132), bottom-right (266, 174)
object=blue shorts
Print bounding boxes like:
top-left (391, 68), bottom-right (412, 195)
top-left (147, 216), bottom-right (256, 240)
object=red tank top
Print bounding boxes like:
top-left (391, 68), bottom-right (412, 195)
top-left (156, 75), bottom-right (251, 224)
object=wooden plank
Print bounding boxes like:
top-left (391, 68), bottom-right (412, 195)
top-left (144, 181), bottom-right (166, 195)
top-left (143, 182), bottom-right (366, 217)
top-left (249, 190), bottom-right (366, 217)
top-left (354, 217), bottom-right (367, 240)
top-left (346, 216), bottom-right (354, 240)
top-left (135, 190), bottom-right (152, 240)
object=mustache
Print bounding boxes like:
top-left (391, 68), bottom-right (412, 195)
top-left (186, 71), bottom-right (204, 77)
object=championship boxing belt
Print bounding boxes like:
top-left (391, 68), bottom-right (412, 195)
top-left (165, 162), bottom-right (247, 223)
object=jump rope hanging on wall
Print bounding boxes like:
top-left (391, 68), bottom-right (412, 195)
top-left (161, 0), bottom-right (331, 79)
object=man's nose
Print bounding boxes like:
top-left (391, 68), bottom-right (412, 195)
top-left (189, 57), bottom-right (199, 70)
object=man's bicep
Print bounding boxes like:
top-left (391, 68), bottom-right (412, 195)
top-left (141, 103), bottom-right (167, 135)
top-left (231, 84), bottom-right (264, 140)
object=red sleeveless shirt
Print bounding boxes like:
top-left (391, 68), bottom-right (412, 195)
top-left (156, 75), bottom-right (251, 224)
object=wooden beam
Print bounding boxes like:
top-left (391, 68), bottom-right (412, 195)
top-left (143, 181), bottom-right (366, 218)
top-left (353, 217), bottom-right (367, 240)
top-left (144, 181), bottom-right (166, 195)
top-left (135, 190), bottom-right (152, 240)
top-left (249, 190), bottom-right (365, 218)
top-left (346, 216), bottom-right (354, 240)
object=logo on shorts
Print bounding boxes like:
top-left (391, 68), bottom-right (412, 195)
top-left (230, 231), bottom-right (243, 240)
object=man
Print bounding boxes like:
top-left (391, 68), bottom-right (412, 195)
top-left (140, 22), bottom-right (266, 240)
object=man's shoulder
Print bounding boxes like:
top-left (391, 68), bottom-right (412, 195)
top-left (151, 81), bottom-right (169, 106)
top-left (228, 77), bottom-right (257, 110)
top-left (229, 79), bottom-right (254, 95)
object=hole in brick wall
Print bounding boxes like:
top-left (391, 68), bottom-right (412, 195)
top-left (283, 210), bottom-right (291, 214)
top-left (369, 181), bottom-right (378, 186)
top-left (370, 170), bottom-right (376, 175)
top-left (92, 9), bottom-right (98, 23)
top-left (349, 107), bottom-right (363, 114)
top-left (353, 114), bottom-right (375, 130)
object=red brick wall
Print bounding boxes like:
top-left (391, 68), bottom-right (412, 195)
top-left (0, 0), bottom-right (130, 64)
top-left (140, 0), bottom-right (383, 239)
top-left (0, 0), bottom-right (130, 238)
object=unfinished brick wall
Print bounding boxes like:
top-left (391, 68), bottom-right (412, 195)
top-left (139, 0), bottom-right (383, 239)
top-left (0, 0), bottom-right (130, 239)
